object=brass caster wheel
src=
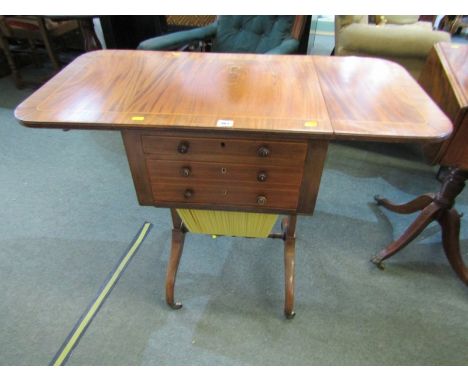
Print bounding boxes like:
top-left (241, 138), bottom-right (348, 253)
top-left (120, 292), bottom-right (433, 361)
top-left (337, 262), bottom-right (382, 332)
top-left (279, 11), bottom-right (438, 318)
top-left (285, 311), bottom-right (296, 319)
top-left (374, 195), bottom-right (384, 205)
top-left (168, 302), bottom-right (183, 310)
top-left (370, 255), bottom-right (385, 270)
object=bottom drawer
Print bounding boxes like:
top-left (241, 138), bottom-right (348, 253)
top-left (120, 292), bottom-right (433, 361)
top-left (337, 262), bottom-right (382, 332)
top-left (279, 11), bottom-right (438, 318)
top-left (152, 182), bottom-right (299, 210)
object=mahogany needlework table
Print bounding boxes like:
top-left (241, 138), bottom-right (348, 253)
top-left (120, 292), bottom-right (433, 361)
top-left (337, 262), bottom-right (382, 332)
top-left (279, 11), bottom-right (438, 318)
top-left (15, 50), bottom-right (452, 318)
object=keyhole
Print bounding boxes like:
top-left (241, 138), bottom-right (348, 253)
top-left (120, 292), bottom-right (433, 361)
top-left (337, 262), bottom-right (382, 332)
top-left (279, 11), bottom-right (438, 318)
top-left (221, 167), bottom-right (227, 174)
top-left (220, 142), bottom-right (226, 148)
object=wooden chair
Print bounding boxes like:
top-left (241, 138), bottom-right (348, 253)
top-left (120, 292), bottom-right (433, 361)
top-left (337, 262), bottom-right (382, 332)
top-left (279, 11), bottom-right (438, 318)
top-left (0, 16), bottom-right (80, 88)
top-left (439, 15), bottom-right (468, 36)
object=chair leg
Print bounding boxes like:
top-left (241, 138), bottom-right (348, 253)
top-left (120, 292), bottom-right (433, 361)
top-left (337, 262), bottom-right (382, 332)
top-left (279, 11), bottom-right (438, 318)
top-left (449, 16), bottom-right (463, 35)
top-left (0, 34), bottom-right (22, 88)
top-left (27, 37), bottom-right (41, 68)
top-left (78, 18), bottom-right (102, 51)
top-left (37, 17), bottom-right (61, 70)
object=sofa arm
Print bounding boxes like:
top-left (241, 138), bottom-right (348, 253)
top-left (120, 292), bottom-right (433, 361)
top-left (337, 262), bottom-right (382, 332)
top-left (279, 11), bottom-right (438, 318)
top-left (337, 23), bottom-right (450, 58)
top-left (266, 38), bottom-right (299, 54)
top-left (137, 23), bottom-right (218, 50)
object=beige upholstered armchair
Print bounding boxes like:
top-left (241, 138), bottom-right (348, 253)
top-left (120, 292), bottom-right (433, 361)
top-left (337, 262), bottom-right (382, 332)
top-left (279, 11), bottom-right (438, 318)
top-left (334, 15), bottom-right (451, 79)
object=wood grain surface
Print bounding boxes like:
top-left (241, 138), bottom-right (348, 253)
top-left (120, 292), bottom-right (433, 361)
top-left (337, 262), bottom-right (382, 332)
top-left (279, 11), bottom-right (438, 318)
top-left (434, 43), bottom-right (468, 167)
top-left (438, 42), bottom-right (468, 108)
top-left (420, 43), bottom-right (468, 166)
top-left (313, 55), bottom-right (452, 142)
top-left (15, 50), bottom-right (332, 135)
top-left (15, 50), bottom-right (452, 142)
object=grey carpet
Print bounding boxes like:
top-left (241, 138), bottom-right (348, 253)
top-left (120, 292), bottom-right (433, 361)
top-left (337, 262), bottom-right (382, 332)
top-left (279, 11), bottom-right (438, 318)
top-left (1, 67), bottom-right (467, 365)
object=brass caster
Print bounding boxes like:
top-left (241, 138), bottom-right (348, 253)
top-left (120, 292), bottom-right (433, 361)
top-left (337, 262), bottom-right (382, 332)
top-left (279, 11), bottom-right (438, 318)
top-left (168, 302), bottom-right (183, 310)
top-left (374, 195), bottom-right (383, 205)
top-left (285, 311), bottom-right (296, 319)
top-left (370, 255), bottom-right (385, 270)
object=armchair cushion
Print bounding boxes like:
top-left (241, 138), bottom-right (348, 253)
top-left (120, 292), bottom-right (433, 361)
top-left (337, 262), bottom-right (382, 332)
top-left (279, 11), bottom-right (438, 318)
top-left (380, 15), bottom-right (420, 25)
top-left (265, 38), bottom-right (299, 54)
top-left (336, 15), bottom-right (368, 30)
top-left (138, 23), bottom-right (217, 50)
top-left (212, 16), bottom-right (297, 53)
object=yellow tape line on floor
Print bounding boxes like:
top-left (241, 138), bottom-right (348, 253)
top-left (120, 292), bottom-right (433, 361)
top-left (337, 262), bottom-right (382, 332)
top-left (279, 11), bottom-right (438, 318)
top-left (51, 222), bottom-right (152, 366)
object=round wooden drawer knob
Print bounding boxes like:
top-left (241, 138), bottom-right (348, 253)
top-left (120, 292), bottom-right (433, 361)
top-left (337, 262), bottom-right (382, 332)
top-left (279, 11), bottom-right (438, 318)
top-left (257, 195), bottom-right (267, 205)
top-left (257, 146), bottom-right (270, 157)
top-left (180, 166), bottom-right (191, 177)
top-left (257, 171), bottom-right (268, 182)
top-left (177, 141), bottom-right (190, 154)
top-left (184, 189), bottom-right (194, 199)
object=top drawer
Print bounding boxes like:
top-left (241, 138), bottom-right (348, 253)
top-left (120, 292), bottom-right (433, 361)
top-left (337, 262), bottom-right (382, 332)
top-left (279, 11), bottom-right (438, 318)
top-left (141, 135), bottom-right (307, 165)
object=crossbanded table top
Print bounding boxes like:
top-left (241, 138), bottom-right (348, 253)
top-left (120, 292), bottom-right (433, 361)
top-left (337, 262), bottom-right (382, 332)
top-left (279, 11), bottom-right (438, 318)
top-left (16, 49), bottom-right (452, 142)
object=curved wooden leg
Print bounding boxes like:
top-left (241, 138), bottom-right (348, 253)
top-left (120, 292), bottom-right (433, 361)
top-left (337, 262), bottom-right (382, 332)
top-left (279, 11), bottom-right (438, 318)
top-left (371, 202), bottom-right (442, 269)
top-left (284, 236), bottom-right (296, 319)
top-left (374, 193), bottom-right (435, 214)
top-left (165, 227), bottom-right (186, 310)
top-left (282, 215), bottom-right (297, 319)
top-left (438, 209), bottom-right (468, 285)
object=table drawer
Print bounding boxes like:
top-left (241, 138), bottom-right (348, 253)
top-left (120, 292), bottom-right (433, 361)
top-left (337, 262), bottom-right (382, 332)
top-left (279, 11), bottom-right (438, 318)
top-left (141, 135), bottom-right (307, 165)
top-left (151, 182), bottom-right (299, 210)
top-left (146, 159), bottom-right (303, 186)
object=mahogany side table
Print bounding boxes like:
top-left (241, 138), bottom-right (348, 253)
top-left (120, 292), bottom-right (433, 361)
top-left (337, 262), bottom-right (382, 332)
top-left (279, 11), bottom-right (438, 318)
top-left (372, 42), bottom-right (468, 285)
top-left (15, 50), bottom-right (452, 317)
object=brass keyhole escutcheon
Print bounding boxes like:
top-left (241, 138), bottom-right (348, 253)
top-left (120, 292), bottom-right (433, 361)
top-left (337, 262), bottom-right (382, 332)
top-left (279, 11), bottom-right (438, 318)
top-left (257, 195), bottom-right (267, 205)
top-left (181, 166), bottom-right (191, 177)
top-left (177, 141), bottom-right (189, 154)
top-left (221, 167), bottom-right (227, 175)
top-left (257, 171), bottom-right (267, 182)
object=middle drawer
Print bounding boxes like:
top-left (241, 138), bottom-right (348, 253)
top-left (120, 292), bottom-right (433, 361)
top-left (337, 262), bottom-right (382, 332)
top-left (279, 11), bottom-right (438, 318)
top-left (146, 159), bottom-right (303, 186)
